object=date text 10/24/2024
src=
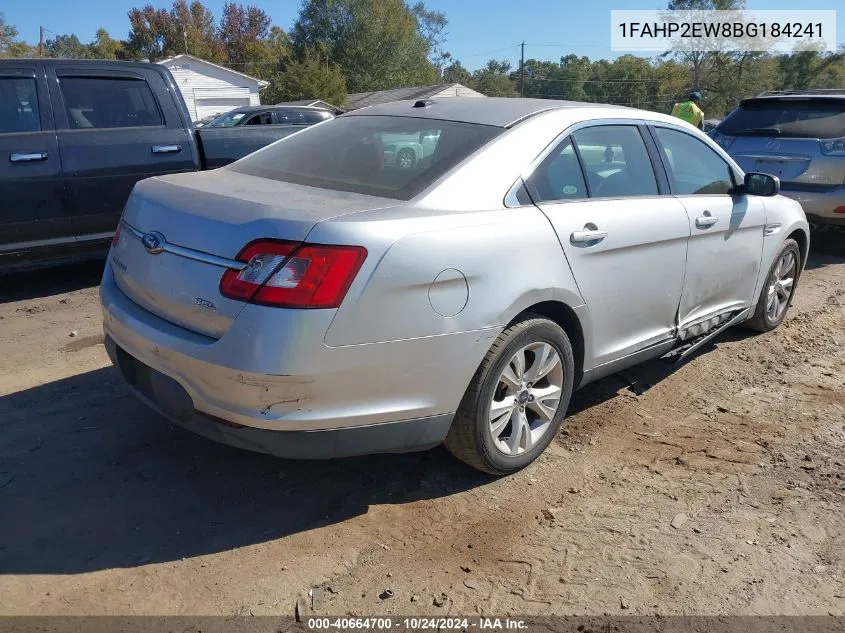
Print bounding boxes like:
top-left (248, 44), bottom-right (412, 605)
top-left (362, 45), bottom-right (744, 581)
top-left (307, 617), bottom-right (528, 630)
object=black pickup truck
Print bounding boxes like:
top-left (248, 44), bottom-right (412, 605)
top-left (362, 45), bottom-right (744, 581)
top-left (0, 59), bottom-right (323, 273)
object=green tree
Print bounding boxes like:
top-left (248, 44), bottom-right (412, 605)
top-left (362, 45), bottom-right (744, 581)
top-left (126, 0), bottom-right (224, 62)
top-left (46, 34), bottom-right (93, 59)
top-left (777, 48), bottom-right (845, 90)
top-left (442, 59), bottom-right (470, 84)
top-left (411, 1), bottom-right (449, 70)
top-left (219, 4), bottom-right (288, 79)
top-left (291, 0), bottom-right (437, 92)
top-left (89, 29), bottom-right (125, 59)
top-left (0, 13), bottom-right (26, 57)
top-left (469, 59), bottom-right (518, 97)
top-left (126, 5), bottom-right (173, 60)
top-left (263, 49), bottom-right (347, 106)
top-left (172, 0), bottom-right (226, 62)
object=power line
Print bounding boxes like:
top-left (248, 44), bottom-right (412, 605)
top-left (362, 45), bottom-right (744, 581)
top-left (526, 76), bottom-right (664, 84)
top-left (458, 42), bottom-right (522, 60)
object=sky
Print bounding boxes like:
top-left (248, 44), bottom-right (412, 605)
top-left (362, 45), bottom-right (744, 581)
top-left (4, 0), bottom-right (844, 71)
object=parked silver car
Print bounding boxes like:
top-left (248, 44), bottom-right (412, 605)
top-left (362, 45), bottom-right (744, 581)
top-left (711, 90), bottom-right (845, 226)
top-left (101, 98), bottom-right (809, 474)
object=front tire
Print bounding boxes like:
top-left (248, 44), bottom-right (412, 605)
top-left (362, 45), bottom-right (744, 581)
top-left (745, 238), bottom-right (801, 332)
top-left (445, 315), bottom-right (575, 475)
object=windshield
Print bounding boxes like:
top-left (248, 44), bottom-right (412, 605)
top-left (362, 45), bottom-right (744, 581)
top-left (228, 115), bottom-right (501, 200)
top-left (716, 99), bottom-right (845, 139)
top-left (206, 110), bottom-right (249, 128)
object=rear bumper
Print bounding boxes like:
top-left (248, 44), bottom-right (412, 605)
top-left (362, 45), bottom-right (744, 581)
top-left (780, 185), bottom-right (845, 225)
top-left (100, 263), bottom-right (497, 454)
top-left (105, 335), bottom-right (452, 458)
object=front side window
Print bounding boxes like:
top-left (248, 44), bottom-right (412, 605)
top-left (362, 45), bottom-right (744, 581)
top-left (0, 77), bottom-right (40, 134)
top-left (652, 127), bottom-right (735, 195)
top-left (526, 136), bottom-right (588, 203)
top-left (59, 76), bottom-right (162, 129)
top-left (245, 112), bottom-right (273, 125)
top-left (571, 125), bottom-right (659, 198)
top-left (229, 115), bottom-right (500, 200)
top-left (207, 110), bottom-right (247, 127)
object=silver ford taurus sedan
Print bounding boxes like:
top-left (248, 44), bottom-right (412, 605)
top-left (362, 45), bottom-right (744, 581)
top-left (100, 98), bottom-right (809, 474)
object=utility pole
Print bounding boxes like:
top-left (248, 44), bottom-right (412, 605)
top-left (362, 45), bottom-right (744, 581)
top-left (39, 26), bottom-right (44, 58)
top-left (519, 41), bottom-right (525, 98)
top-left (183, 29), bottom-right (188, 55)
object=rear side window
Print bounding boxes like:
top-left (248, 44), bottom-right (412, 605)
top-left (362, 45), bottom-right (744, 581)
top-left (275, 109), bottom-right (308, 125)
top-left (59, 76), bottom-right (163, 129)
top-left (526, 137), bottom-right (588, 203)
top-left (302, 110), bottom-right (330, 124)
top-left (717, 99), bottom-right (845, 139)
top-left (572, 125), bottom-right (659, 198)
top-left (229, 115), bottom-right (501, 200)
top-left (652, 127), bottom-right (735, 195)
top-left (0, 77), bottom-right (40, 134)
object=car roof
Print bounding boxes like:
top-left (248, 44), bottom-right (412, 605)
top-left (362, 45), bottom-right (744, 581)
top-left (344, 97), bottom-right (638, 128)
top-left (741, 95), bottom-right (845, 106)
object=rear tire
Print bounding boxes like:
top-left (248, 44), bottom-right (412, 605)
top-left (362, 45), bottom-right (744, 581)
top-left (745, 238), bottom-right (801, 333)
top-left (445, 315), bottom-right (575, 475)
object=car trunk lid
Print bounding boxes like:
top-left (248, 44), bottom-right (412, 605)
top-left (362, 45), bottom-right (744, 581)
top-left (110, 169), bottom-right (398, 338)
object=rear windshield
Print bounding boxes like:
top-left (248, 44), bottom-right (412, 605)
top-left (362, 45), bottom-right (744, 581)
top-left (716, 99), bottom-right (845, 139)
top-left (228, 115), bottom-right (501, 200)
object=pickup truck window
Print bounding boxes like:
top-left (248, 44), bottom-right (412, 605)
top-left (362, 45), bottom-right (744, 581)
top-left (0, 77), bottom-right (40, 134)
top-left (59, 76), bottom-right (163, 129)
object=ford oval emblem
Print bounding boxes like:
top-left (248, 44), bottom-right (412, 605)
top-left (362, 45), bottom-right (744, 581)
top-left (765, 140), bottom-right (780, 151)
top-left (141, 231), bottom-right (166, 255)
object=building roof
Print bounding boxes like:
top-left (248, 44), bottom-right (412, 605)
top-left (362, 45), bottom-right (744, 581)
top-left (344, 83), bottom-right (479, 110)
top-left (157, 54), bottom-right (269, 88)
top-left (345, 97), bottom-right (632, 128)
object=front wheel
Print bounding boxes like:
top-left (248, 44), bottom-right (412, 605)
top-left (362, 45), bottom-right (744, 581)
top-left (745, 238), bottom-right (801, 332)
top-left (445, 315), bottom-right (575, 475)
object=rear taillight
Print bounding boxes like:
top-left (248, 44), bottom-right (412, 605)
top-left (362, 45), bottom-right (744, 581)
top-left (820, 137), bottom-right (845, 156)
top-left (112, 221), bottom-right (123, 247)
top-left (219, 239), bottom-right (367, 309)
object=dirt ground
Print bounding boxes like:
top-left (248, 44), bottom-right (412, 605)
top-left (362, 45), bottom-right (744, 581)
top-left (0, 230), bottom-right (843, 618)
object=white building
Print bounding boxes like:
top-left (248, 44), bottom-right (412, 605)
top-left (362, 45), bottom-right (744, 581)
top-left (157, 54), bottom-right (269, 122)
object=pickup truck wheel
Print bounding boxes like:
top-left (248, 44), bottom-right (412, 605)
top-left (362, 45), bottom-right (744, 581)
top-left (396, 148), bottom-right (417, 169)
top-left (445, 315), bottom-right (575, 475)
top-left (745, 238), bottom-right (800, 333)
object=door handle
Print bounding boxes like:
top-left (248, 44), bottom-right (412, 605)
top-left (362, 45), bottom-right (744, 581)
top-left (10, 152), bottom-right (47, 163)
top-left (570, 229), bottom-right (608, 244)
top-left (151, 144), bottom-right (182, 154)
top-left (695, 213), bottom-right (719, 229)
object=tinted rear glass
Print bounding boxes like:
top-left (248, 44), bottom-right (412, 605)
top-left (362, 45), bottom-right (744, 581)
top-left (717, 99), bottom-right (845, 139)
top-left (228, 115), bottom-right (501, 200)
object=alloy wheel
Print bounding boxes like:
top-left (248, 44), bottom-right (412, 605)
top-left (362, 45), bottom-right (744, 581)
top-left (488, 342), bottom-right (564, 456)
top-left (766, 250), bottom-right (797, 322)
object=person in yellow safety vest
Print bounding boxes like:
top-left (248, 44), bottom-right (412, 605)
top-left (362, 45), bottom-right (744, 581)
top-left (671, 92), bottom-right (704, 129)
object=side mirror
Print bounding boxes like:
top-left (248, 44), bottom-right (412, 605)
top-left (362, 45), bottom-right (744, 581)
top-left (743, 172), bottom-right (780, 197)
